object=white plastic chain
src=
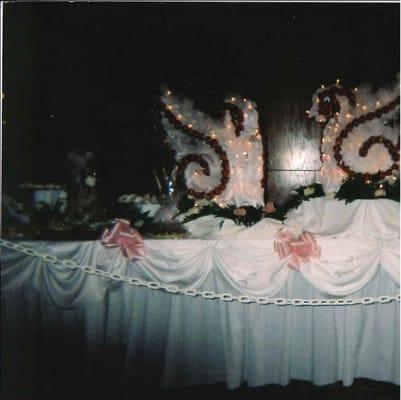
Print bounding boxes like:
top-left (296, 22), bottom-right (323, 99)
top-left (1, 238), bottom-right (400, 306)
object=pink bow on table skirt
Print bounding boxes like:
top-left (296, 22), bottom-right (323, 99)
top-left (101, 219), bottom-right (146, 261)
top-left (274, 230), bottom-right (321, 271)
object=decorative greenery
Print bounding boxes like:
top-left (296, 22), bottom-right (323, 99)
top-left (266, 183), bottom-right (325, 221)
top-left (183, 203), bottom-right (266, 227)
top-left (179, 183), bottom-right (325, 226)
top-left (9, 200), bottom-right (114, 240)
top-left (115, 203), bottom-right (155, 235)
top-left (335, 175), bottom-right (400, 203)
top-left (177, 194), bottom-right (195, 214)
top-left (5, 176), bottom-right (399, 240)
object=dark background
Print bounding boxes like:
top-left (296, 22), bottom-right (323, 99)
top-left (3, 2), bottom-right (399, 204)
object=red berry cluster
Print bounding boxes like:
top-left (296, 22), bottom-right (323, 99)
top-left (222, 102), bottom-right (245, 137)
top-left (178, 155), bottom-right (210, 176)
top-left (318, 86), bottom-right (356, 123)
top-left (161, 103), bottom-right (231, 200)
top-left (222, 101), bottom-right (265, 189)
top-left (332, 96), bottom-right (400, 182)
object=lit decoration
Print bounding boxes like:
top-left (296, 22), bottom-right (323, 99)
top-left (308, 76), bottom-right (400, 192)
top-left (160, 90), bottom-right (265, 207)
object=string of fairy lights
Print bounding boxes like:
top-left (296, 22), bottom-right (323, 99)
top-left (333, 96), bottom-right (400, 184)
top-left (161, 91), bottom-right (230, 200)
top-left (160, 90), bottom-right (265, 206)
top-left (160, 79), bottom-right (399, 208)
top-left (307, 79), bottom-right (400, 187)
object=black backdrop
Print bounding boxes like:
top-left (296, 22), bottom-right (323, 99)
top-left (3, 2), bottom-right (399, 205)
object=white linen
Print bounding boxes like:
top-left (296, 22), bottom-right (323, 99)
top-left (2, 266), bottom-right (399, 397)
top-left (1, 198), bottom-right (399, 394)
top-left (2, 199), bottom-right (399, 299)
top-left (284, 197), bottom-right (399, 239)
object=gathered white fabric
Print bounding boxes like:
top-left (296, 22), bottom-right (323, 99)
top-left (1, 258), bottom-right (399, 393)
top-left (1, 198), bottom-right (399, 393)
top-left (2, 199), bottom-right (399, 301)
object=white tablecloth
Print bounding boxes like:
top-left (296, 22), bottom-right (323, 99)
top-left (1, 198), bottom-right (400, 397)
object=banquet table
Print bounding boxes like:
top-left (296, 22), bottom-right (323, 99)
top-left (1, 198), bottom-right (400, 398)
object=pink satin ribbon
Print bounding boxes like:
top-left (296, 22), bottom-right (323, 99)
top-left (274, 230), bottom-right (321, 271)
top-left (101, 219), bottom-right (146, 261)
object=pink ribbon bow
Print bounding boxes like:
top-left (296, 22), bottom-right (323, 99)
top-left (101, 218), bottom-right (146, 261)
top-left (274, 230), bottom-right (321, 271)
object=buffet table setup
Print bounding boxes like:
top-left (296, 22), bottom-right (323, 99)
top-left (2, 197), bottom-right (399, 396)
top-left (2, 78), bottom-right (400, 397)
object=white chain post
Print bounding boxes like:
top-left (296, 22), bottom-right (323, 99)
top-left (1, 238), bottom-right (400, 307)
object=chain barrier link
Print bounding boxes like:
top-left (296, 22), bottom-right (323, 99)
top-left (1, 238), bottom-right (400, 307)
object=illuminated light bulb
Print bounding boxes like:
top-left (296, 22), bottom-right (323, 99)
top-left (194, 171), bottom-right (199, 176)
top-left (177, 114), bottom-right (182, 120)
top-left (362, 105), bottom-right (367, 111)
top-left (354, 88), bottom-right (358, 92)
top-left (305, 110), bottom-right (310, 114)
top-left (167, 105), bottom-right (173, 110)
top-left (231, 97), bottom-right (236, 102)
top-left (321, 84), bottom-right (325, 89)
top-left (335, 112), bottom-right (339, 116)
top-left (346, 113), bottom-right (351, 118)
top-left (243, 152), bottom-right (247, 156)
top-left (188, 124), bottom-right (193, 128)
top-left (379, 184), bottom-right (384, 189)
top-left (316, 98), bottom-right (320, 104)
top-left (356, 103), bottom-right (360, 107)
top-left (243, 98), bottom-right (247, 102)
top-left (322, 138), bottom-right (326, 143)
top-left (247, 105), bottom-right (253, 110)
top-left (336, 78), bottom-right (340, 85)
top-left (376, 101), bottom-right (380, 106)
top-left (166, 90), bottom-right (172, 96)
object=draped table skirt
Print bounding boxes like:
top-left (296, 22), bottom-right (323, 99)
top-left (1, 237), bottom-right (399, 397)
